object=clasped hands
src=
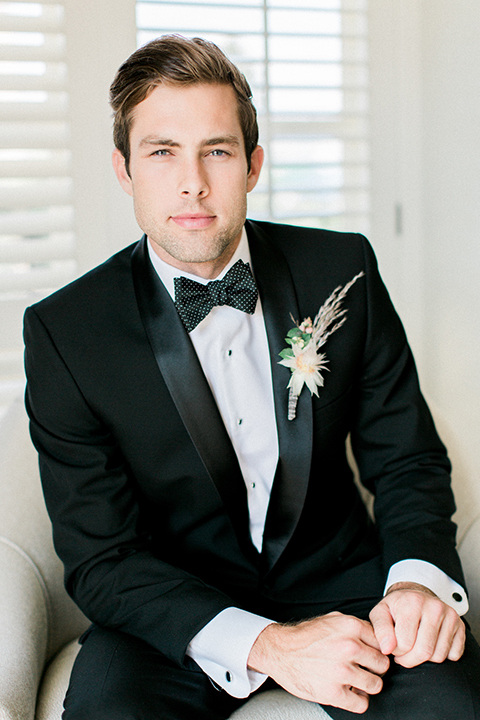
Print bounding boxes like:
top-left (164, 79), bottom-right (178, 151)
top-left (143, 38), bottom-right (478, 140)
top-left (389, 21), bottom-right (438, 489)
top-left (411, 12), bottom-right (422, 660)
top-left (247, 582), bottom-right (465, 714)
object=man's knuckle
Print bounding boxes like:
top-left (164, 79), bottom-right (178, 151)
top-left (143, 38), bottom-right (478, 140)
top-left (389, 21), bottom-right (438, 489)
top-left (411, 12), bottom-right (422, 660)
top-left (445, 607), bottom-right (461, 627)
top-left (379, 655), bottom-right (390, 673)
top-left (330, 686), bottom-right (349, 709)
top-left (428, 603), bottom-right (445, 623)
top-left (409, 593), bottom-right (425, 611)
top-left (394, 638), bottom-right (412, 655)
top-left (415, 647), bottom-right (433, 664)
top-left (346, 616), bottom-right (366, 636)
top-left (430, 649), bottom-right (448, 664)
top-left (335, 669), bottom-right (350, 687)
top-left (448, 647), bottom-right (463, 662)
top-left (340, 637), bottom-right (360, 656)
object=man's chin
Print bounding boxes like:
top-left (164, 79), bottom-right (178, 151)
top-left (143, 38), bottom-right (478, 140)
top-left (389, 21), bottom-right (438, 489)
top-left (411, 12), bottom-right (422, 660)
top-left (148, 229), bottom-right (242, 268)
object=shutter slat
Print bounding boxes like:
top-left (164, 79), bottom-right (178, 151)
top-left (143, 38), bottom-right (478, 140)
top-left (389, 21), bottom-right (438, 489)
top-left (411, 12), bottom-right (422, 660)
top-left (0, 152), bottom-right (70, 177)
top-left (0, 64), bottom-right (67, 91)
top-left (0, 262), bottom-right (75, 293)
top-left (0, 205), bottom-right (74, 236)
top-left (0, 176), bottom-right (72, 208)
top-left (0, 121), bottom-right (69, 148)
top-left (0, 35), bottom-right (65, 62)
top-left (0, 6), bottom-right (64, 33)
top-left (0, 233), bottom-right (75, 262)
top-left (0, 92), bottom-right (68, 120)
top-left (268, 118), bottom-right (368, 136)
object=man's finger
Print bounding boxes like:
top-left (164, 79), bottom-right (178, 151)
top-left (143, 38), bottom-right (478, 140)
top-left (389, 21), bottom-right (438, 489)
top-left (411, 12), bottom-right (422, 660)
top-left (350, 663), bottom-right (385, 696)
top-left (391, 605), bottom-right (428, 659)
top-left (352, 639), bottom-right (391, 679)
top-left (429, 615), bottom-right (466, 663)
top-left (369, 602), bottom-right (398, 655)
top-left (333, 669), bottom-right (383, 715)
top-left (447, 621), bottom-right (466, 661)
top-left (393, 606), bottom-right (464, 667)
top-left (335, 686), bottom-right (370, 715)
top-left (393, 618), bottom-right (439, 667)
top-left (422, 614), bottom-right (454, 664)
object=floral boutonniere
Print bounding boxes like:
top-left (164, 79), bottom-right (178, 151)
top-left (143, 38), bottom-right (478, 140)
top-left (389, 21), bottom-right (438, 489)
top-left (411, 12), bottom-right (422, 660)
top-left (279, 271), bottom-right (364, 420)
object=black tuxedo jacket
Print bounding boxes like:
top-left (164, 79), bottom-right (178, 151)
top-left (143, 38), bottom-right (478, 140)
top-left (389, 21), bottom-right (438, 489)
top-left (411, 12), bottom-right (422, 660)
top-left (24, 220), bottom-right (464, 668)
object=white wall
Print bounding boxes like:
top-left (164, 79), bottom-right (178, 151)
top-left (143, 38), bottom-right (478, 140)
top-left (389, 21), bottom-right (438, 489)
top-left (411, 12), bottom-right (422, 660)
top-left (420, 1), bottom-right (480, 526)
top-left (369, 1), bottom-right (480, 528)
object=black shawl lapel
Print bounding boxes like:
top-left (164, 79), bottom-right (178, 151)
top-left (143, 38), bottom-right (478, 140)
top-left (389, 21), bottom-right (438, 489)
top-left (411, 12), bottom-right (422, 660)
top-left (246, 221), bottom-right (313, 573)
top-left (131, 237), bottom-right (257, 561)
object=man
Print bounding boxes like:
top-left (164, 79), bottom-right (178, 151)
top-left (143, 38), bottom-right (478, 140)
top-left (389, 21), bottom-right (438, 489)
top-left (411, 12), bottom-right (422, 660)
top-left (23, 35), bottom-right (480, 719)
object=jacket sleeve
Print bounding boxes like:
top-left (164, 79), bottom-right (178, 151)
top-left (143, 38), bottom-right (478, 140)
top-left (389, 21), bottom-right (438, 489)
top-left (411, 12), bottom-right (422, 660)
top-left (23, 305), bottom-right (233, 667)
top-left (351, 236), bottom-right (466, 590)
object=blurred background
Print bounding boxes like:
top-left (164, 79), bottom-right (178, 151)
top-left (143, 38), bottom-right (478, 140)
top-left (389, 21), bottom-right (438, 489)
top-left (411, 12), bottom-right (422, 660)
top-left (0, 0), bottom-right (479, 519)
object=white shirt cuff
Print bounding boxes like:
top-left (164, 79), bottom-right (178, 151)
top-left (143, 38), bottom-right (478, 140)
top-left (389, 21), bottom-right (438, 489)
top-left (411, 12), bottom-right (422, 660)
top-left (186, 607), bottom-right (273, 698)
top-left (385, 559), bottom-right (469, 615)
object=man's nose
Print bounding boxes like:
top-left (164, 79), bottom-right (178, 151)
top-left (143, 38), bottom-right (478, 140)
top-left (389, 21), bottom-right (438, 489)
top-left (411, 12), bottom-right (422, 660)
top-left (178, 159), bottom-right (209, 198)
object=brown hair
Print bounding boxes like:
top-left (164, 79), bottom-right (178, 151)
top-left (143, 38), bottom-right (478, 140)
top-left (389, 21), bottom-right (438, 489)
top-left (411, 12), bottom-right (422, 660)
top-left (110, 35), bottom-right (259, 173)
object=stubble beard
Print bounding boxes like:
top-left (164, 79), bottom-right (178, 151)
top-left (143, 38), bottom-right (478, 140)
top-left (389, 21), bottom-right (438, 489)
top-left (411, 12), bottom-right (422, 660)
top-left (150, 225), bottom-right (241, 266)
top-left (144, 205), bottom-right (247, 268)
top-left (135, 191), bottom-right (248, 270)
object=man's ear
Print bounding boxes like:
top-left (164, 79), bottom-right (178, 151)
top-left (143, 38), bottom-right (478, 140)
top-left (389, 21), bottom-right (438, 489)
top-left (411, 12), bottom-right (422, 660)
top-left (247, 145), bottom-right (264, 193)
top-left (112, 148), bottom-right (134, 197)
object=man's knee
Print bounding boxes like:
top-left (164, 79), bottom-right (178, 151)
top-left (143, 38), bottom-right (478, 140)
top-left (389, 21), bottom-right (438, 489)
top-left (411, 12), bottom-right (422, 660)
top-left (62, 625), bottom-right (242, 720)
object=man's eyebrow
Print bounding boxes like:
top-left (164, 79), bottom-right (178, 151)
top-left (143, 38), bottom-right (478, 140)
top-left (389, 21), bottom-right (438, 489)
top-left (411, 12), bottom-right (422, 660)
top-left (138, 136), bottom-right (241, 149)
top-left (138, 137), bottom-right (179, 148)
top-left (204, 135), bottom-right (241, 147)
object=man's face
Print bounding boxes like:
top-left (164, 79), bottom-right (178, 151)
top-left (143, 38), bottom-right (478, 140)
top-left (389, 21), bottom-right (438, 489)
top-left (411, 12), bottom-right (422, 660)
top-left (113, 82), bottom-right (263, 278)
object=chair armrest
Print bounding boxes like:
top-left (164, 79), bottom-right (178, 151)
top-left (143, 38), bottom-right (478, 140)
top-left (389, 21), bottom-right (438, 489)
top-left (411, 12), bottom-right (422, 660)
top-left (0, 539), bottom-right (49, 720)
top-left (458, 515), bottom-right (480, 642)
top-left (229, 688), bottom-right (333, 719)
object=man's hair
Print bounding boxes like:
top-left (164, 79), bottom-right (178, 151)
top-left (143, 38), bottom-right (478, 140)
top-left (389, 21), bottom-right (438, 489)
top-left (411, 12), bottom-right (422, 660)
top-left (110, 35), bottom-right (259, 173)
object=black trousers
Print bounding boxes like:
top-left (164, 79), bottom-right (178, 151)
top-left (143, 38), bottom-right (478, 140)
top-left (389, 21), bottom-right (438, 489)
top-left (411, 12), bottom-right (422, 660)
top-left (63, 623), bottom-right (480, 720)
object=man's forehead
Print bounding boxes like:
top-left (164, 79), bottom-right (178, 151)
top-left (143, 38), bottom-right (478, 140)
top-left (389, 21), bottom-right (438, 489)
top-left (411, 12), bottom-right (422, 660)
top-left (129, 82), bottom-right (241, 137)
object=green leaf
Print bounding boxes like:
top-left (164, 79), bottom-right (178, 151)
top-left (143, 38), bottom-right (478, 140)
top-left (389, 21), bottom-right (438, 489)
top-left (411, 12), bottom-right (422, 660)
top-left (279, 348), bottom-right (294, 359)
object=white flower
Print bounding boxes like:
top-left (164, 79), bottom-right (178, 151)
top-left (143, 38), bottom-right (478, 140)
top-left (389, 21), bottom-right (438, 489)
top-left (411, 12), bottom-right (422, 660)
top-left (279, 342), bottom-right (328, 398)
top-left (279, 271), bottom-right (364, 420)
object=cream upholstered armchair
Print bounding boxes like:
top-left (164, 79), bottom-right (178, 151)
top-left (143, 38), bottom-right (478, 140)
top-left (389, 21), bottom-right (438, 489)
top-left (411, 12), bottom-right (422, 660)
top-left (1, 397), bottom-right (480, 720)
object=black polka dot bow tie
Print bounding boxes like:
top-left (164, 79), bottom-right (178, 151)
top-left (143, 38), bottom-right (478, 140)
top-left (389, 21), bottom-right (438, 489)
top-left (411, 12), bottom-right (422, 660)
top-left (174, 259), bottom-right (258, 332)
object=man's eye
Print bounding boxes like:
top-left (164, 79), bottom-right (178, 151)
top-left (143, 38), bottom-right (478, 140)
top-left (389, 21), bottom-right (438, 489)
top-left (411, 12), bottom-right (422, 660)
top-left (210, 149), bottom-right (228, 157)
top-left (153, 149), bottom-right (170, 156)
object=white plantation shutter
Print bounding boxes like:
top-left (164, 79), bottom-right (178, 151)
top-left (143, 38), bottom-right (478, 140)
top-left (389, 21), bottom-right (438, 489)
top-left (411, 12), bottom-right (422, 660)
top-left (0, 0), bottom-right (75, 408)
top-left (136, 0), bottom-right (369, 232)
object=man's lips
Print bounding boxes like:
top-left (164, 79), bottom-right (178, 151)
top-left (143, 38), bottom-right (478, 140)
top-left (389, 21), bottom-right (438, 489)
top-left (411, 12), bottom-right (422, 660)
top-left (171, 214), bottom-right (216, 229)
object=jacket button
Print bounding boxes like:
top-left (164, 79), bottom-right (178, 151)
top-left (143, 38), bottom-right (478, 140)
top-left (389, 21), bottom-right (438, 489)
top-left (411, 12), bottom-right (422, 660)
top-left (225, 671), bottom-right (232, 682)
top-left (452, 592), bottom-right (463, 602)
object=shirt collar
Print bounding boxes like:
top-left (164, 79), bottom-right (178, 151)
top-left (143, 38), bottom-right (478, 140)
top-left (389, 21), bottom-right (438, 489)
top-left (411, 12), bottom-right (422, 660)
top-left (147, 227), bottom-right (251, 301)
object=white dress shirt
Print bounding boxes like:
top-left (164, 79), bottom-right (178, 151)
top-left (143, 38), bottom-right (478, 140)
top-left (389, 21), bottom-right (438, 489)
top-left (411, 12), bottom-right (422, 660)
top-left (147, 230), bottom-right (468, 699)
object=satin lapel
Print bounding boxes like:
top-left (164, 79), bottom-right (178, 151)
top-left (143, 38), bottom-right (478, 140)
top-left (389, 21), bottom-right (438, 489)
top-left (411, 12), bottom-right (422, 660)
top-left (247, 221), bottom-right (313, 572)
top-left (131, 238), bottom-right (255, 560)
